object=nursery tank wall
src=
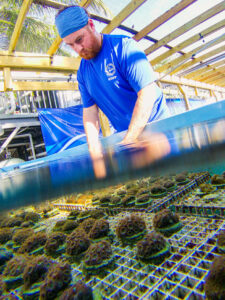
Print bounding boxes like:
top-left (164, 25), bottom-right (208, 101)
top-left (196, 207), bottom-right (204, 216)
top-left (0, 100), bottom-right (225, 211)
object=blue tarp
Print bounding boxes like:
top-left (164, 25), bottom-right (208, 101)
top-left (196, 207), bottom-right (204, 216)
top-left (38, 105), bottom-right (87, 155)
top-left (38, 98), bottom-right (211, 155)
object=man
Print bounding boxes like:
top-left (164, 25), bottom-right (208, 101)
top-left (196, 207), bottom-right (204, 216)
top-left (55, 5), bottom-right (169, 160)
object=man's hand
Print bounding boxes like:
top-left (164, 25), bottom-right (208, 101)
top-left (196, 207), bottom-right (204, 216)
top-left (118, 131), bottom-right (171, 170)
top-left (89, 141), bottom-right (107, 179)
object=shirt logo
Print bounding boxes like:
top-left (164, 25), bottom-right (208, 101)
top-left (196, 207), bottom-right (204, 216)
top-left (104, 54), bottom-right (116, 80)
top-left (105, 63), bottom-right (116, 76)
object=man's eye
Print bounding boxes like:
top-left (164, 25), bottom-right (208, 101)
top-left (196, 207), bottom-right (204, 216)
top-left (76, 37), bottom-right (83, 44)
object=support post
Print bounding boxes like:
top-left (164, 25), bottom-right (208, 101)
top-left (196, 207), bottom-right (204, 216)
top-left (3, 68), bottom-right (13, 91)
top-left (177, 84), bottom-right (190, 110)
top-left (194, 87), bottom-right (198, 97)
top-left (212, 90), bottom-right (218, 102)
top-left (99, 110), bottom-right (111, 137)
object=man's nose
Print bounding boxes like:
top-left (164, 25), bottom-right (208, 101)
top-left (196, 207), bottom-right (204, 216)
top-left (72, 43), bottom-right (83, 53)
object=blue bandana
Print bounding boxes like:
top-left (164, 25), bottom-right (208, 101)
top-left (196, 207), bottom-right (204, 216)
top-left (55, 6), bottom-right (89, 38)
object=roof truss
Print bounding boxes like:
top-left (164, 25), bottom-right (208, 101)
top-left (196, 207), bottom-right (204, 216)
top-left (0, 0), bottom-right (225, 91)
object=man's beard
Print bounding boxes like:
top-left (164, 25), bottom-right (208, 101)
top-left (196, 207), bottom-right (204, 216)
top-left (79, 49), bottom-right (99, 60)
top-left (80, 43), bottom-right (102, 60)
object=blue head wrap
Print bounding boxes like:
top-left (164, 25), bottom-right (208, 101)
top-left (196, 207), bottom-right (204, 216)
top-left (55, 6), bottom-right (89, 38)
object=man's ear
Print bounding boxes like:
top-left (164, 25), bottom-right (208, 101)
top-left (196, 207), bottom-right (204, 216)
top-left (88, 19), bottom-right (95, 31)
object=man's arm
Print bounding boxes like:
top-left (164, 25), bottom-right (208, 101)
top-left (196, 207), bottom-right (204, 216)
top-left (83, 104), bottom-right (102, 156)
top-left (83, 104), bottom-right (107, 179)
top-left (122, 82), bottom-right (158, 144)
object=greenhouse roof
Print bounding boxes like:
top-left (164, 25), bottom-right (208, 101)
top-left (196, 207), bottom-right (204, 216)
top-left (0, 0), bottom-right (225, 92)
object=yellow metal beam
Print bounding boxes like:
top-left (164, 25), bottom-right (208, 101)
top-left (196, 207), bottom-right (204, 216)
top-left (134, 0), bottom-right (197, 42)
top-left (170, 44), bottom-right (225, 75)
top-left (8, 0), bottom-right (33, 54)
top-left (194, 87), bottom-right (198, 97)
top-left (80, 0), bottom-right (93, 7)
top-left (0, 54), bottom-right (81, 72)
top-left (212, 90), bottom-right (218, 101)
top-left (47, 35), bottom-right (62, 56)
top-left (145, 2), bottom-right (225, 55)
top-left (102, 0), bottom-right (146, 34)
top-left (151, 19), bottom-right (225, 66)
top-left (184, 59), bottom-right (225, 79)
top-left (211, 77), bottom-right (225, 86)
top-left (196, 65), bottom-right (225, 81)
top-left (156, 34), bottom-right (225, 73)
top-left (99, 110), bottom-right (111, 137)
top-left (204, 74), bottom-right (224, 84)
top-left (0, 81), bottom-right (78, 92)
top-left (3, 68), bottom-right (13, 91)
top-left (177, 84), bottom-right (190, 110)
top-left (1, 72), bottom-right (224, 93)
top-left (33, 0), bottom-right (68, 9)
top-left (155, 72), bottom-right (225, 93)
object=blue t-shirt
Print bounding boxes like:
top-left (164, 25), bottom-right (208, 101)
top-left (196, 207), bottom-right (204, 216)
top-left (78, 34), bottom-right (167, 132)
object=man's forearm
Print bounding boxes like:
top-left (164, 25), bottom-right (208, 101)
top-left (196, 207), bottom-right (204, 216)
top-left (83, 105), bottom-right (102, 157)
top-left (123, 83), bottom-right (157, 143)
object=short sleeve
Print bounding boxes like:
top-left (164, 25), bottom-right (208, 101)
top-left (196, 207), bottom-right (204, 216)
top-left (77, 67), bottom-right (95, 108)
top-left (120, 38), bottom-right (156, 93)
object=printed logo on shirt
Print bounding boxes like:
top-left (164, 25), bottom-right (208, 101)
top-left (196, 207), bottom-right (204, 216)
top-left (104, 54), bottom-right (117, 80)
top-left (105, 63), bottom-right (116, 76)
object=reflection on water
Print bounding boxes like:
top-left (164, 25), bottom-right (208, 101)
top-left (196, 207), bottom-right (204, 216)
top-left (0, 102), bottom-right (225, 211)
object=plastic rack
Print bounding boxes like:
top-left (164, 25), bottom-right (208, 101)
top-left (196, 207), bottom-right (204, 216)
top-left (65, 212), bottom-right (224, 300)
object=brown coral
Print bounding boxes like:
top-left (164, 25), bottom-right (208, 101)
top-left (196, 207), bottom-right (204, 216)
top-left (205, 256), bottom-right (225, 300)
top-left (116, 214), bottom-right (146, 243)
top-left (136, 232), bottom-right (170, 263)
top-left (211, 174), bottom-right (225, 185)
top-left (79, 218), bottom-right (96, 234)
top-left (44, 232), bottom-right (66, 256)
top-left (23, 255), bottom-right (53, 289)
top-left (88, 219), bottom-right (110, 240)
top-left (163, 180), bottom-right (175, 189)
top-left (0, 228), bottom-right (13, 245)
top-left (3, 255), bottom-right (28, 278)
top-left (89, 210), bottom-right (106, 219)
top-left (217, 230), bottom-right (225, 253)
top-left (153, 209), bottom-right (179, 229)
top-left (66, 229), bottom-right (90, 257)
top-left (1, 217), bottom-right (23, 228)
top-left (175, 173), bottom-right (187, 183)
top-left (150, 185), bottom-right (166, 195)
top-left (59, 280), bottom-right (93, 300)
top-left (18, 232), bottom-right (47, 254)
top-left (121, 195), bottom-right (135, 206)
top-left (24, 212), bottom-right (41, 223)
top-left (83, 240), bottom-right (112, 267)
top-left (12, 228), bottom-right (34, 245)
top-left (39, 262), bottom-right (72, 300)
top-left (61, 220), bottom-right (79, 233)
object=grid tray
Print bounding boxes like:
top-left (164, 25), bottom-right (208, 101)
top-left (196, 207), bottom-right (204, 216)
top-left (171, 184), bottom-right (225, 218)
top-left (66, 212), bottom-right (224, 300)
top-left (53, 173), bottom-right (210, 216)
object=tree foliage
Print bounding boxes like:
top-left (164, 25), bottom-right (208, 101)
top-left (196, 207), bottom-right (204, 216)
top-left (0, 0), bottom-right (111, 54)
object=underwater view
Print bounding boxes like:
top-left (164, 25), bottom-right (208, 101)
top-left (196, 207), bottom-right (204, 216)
top-left (0, 101), bottom-right (225, 299)
top-left (0, 169), bottom-right (225, 299)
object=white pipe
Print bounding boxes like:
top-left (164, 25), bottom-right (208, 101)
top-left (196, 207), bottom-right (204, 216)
top-left (0, 127), bottom-right (20, 155)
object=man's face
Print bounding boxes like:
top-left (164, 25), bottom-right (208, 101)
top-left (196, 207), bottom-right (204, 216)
top-left (63, 20), bottom-right (101, 60)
